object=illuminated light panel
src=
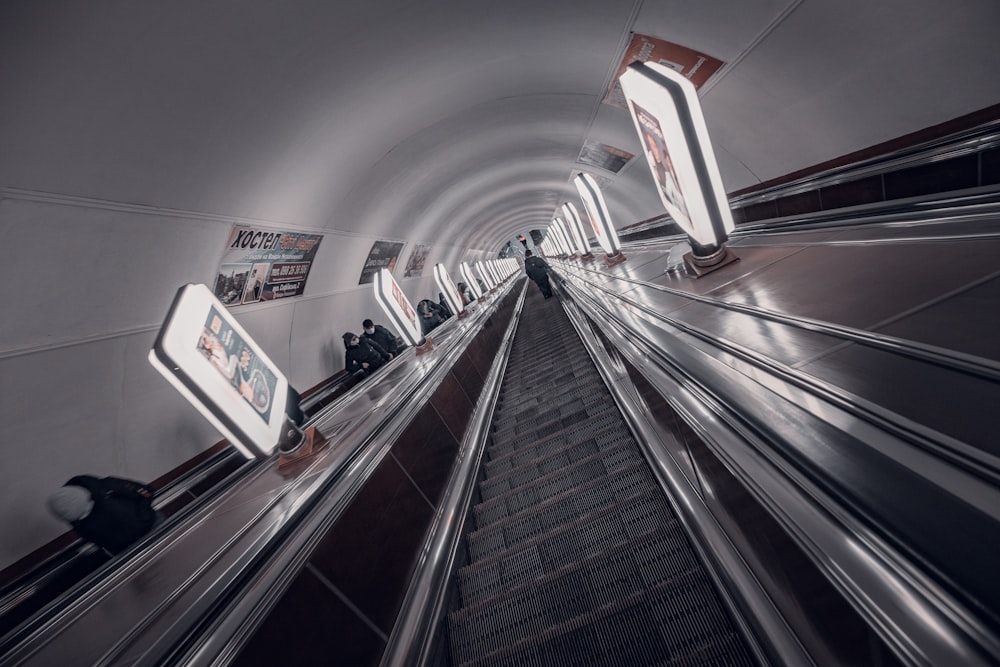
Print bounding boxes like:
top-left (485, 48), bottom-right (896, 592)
top-left (618, 61), bottom-right (734, 247)
top-left (475, 261), bottom-right (495, 290)
top-left (374, 268), bottom-right (423, 346)
top-left (561, 202), bottom-right (591, 255)
top-left (554, 218), bottom-right (577, 257)
top-left (149, 283), bottom-right (290, 459)
top-left (434, 264), bottom-right (464, 315)
top-left (551, 222), bottom-right (572, 256)
top-left (461, 261), bottom-right (483, 299)
top-left (573, 172), bottom-right (621, 256)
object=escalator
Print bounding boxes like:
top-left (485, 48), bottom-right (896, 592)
top-left (445, 289), bottom-right (757, 666)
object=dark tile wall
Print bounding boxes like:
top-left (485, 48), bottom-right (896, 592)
top-left (883, 153), bottom-right (979, 200)
top-left (235, 287), bottom-right (520, 666)
top-left (819, 174), bottom-right (883, 209)
top-left (978, 145), bottom-right (1000, 186)
top-left (774, 189), bottom-right (822, 217)
top-left (236, 566), bottom-right (387, 667)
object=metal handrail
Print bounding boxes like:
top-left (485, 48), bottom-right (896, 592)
top-left (379, 281), bottom-right (526, 667)
top-left (0, 277), bottom-right (523, 666)
top-left (164, 279), bottom-right (524, 667)
top-left (729, 120), bottom-right (1000, 207)
top-left (554, 266), bottom-right (1000, 666)
top-left (553, 252), bottom-right (1000, 485)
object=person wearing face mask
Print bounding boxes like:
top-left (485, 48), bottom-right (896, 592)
top-left (343, 331), bottom-right (389, 376)
top-left (361, 319), bottom-right (398, 358)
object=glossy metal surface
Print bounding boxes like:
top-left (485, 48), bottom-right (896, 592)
top-left (549, 205), bottom-right (1000, 665)
top-left (1, 281), bottom-right (521, 667)
top-left (379, 282), bottom-right (526, 667)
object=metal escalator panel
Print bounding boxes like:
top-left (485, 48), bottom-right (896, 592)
top-left (447, 291), bottom-right (757, 666)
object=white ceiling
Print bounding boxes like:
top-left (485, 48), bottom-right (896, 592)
top-left (3, 0), bottom-right (997, 255)
top-left (1, 0), bottom-right (999, 570)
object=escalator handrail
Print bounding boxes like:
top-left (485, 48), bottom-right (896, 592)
top-left (0, 278), bottom-right (521, 666)
top-left (554, 266), bottom-right (1000, 666)
top-left (126, 278), bottom-right (524, 667)
top-left (553, 247), bottom-right (1000, 484)
top-left (728, 119), bottom-right (1000, 208)
top-left (379, 280), bottom-right (527, 667)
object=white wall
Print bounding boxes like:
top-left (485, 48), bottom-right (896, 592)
top-left (0, 190), bottom-right (454, 569)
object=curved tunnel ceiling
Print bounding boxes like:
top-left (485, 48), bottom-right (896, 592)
top-left (3, 0), bottom-right (997, 259)
top-left (2, 0), bottom-right (1000, 570)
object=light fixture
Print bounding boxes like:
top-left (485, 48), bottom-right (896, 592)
top-left (573, 172), bottom-right (625, 265)
top-left (561, 202), bottom-right (593, 258)
top-left (434, 263), bottom-right (466, 318)
top-left (619, 60), bottom-right (738, 275)
top-left (374, 267), bottom-right (426, 349)
top-left (461, 261), bottom-right (483, 299)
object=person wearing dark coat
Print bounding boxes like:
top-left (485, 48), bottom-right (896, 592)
top-left (417, 299), bottom-right (445, 335)
top-left (343, 331), bottom-right (388, 376)
top-left (438, 292), bottom-right (454, 319)
top-left (361, 319), bottom-right (398, 357)
top-left (524, 250), bottom-right (552, 298)
top-left (47, 475), bottom-right (162, 554)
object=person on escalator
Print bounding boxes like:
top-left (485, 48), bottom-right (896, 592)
top-left (524, 250), bottom-right (552, 298)
top-left (343, 331), bottom-right (388, 376)
top-left (361, 319), bottom-right (398, 358)
top-left (417, 299), bottom-right (445, 335)
top-left (47, 475), bottom-right (164, 555)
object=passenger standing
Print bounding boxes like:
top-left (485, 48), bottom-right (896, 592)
top-left (524, 250), bottom-right (552, 298)
top-left (417, 299), bottom-right (444, 335)
top-left (47, 475), bottom-right (164, 555)
top-left (343, 331), bottom-right (388, 376)
top-left (361, 319), bottom-right (398, 358)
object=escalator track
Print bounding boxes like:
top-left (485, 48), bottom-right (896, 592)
top-left (446, 289), bottom-right (757, 666)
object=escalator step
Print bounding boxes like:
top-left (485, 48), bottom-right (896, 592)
top-left (483, 420), bottom-right (631, 477)
top-left (447, 285), bottom-right (755, 667)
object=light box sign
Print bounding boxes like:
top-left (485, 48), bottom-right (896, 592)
top-left (619, 61), bottom-right (734, 247)
top-left (150, 284), bottom-right (289, 459)
top-left (461, 262), bottom-right (482, 299)
top-left (573, 172), bottom-right (621, 256)
top-left (475, 262), bottom-right (494, 290)
top-left (212, 225), bottom-right (323, 307)
top-left (434, 264), bottom-right (464, 315)
top-left (374, 268), bottom-right (422, 346)
top-left (562, 203), bottom-right (591, 256)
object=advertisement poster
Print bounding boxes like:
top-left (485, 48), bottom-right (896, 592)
top-left (632, 100), bottom-right (692, 232)
top-left (404, 243), bottom-right (432, 278)
top-left (604, 34), bottom-right (724, 109)
top-left (196, 306), bottom-right (278, 424)
top-left (212, 226), bottom-right (323, 307)
top-left (359, 240), bottom-right (405, 284)
top-left (577, 141), bottom-right (634, 174)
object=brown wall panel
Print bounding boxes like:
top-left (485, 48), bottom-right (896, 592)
top-left (452, 353), bottom-right (486, 405)
top-left (392, 403), bottom-right (460, 508)
top-left (430, 371), bottom-right (474, 442)
top-left (235, 567), bottom-right (386, 667)
top-left (981, 146), bottom-right (1000, 186)
top-left (883, 154), bottom-right (979, 200)
top-left (740, 200), bottom-right (779, 223)
top-left (775, 190), bottom-right (822, 217)
top-left (307, 455), bottom-right (435, 635)
top-left (819, 175), bottom-right (884, 209)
